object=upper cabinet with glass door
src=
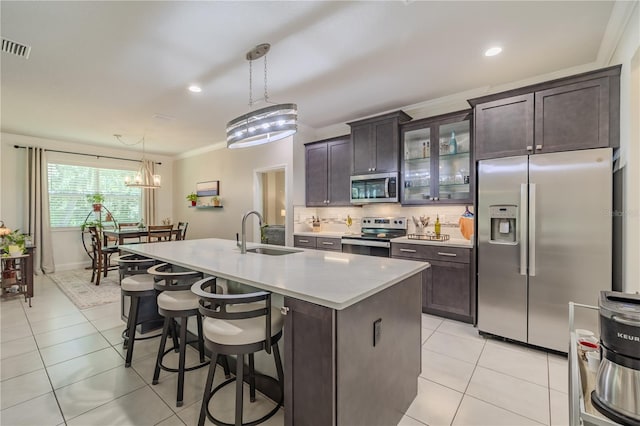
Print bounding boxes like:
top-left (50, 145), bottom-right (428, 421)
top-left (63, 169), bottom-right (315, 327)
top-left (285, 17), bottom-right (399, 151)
top-left (401, 110), bottom-right (473, 205)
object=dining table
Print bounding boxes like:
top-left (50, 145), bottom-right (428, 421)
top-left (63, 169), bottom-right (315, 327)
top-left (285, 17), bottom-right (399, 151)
top-left (102, 227), bottom-right (182, 246)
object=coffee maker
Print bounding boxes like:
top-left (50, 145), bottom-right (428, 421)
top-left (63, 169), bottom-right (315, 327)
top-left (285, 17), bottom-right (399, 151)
top-left (591, 291), bottom-right (640, 425)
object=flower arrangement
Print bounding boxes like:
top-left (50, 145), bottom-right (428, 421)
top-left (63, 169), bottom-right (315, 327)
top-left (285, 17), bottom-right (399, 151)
top-left (2, 229), bottom-right (26, 256)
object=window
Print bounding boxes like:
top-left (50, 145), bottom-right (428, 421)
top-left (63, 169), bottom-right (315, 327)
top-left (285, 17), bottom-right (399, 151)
top-left (48, 163), bottom-right (142, 228)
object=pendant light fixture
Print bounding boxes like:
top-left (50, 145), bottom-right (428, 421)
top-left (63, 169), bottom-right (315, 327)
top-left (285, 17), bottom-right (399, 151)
top-left (115, 134), bottom-right (161, 189)
top-left (226, 43), bottom-right (297, 149)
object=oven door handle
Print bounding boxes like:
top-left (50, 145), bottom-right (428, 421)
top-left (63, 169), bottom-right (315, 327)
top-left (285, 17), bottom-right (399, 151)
top-left (341, 238), bottom-right (390, 248)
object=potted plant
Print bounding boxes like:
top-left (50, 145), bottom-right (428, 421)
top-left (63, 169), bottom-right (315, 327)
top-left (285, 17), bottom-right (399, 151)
top-left (212, 196), bottom-right (221, 207)
top-left (80, 220), bottom-right (104, 232)
top-left (186, 193), bottom-right (198, 207)
top-left (260, 223), bottom-right (269, 244)
top-left (87, 193), bottom-right (105, 212)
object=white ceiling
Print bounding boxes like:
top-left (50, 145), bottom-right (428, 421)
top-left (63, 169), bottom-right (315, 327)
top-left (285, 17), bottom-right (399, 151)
top-left (0, 1), bottom-right (621, 156)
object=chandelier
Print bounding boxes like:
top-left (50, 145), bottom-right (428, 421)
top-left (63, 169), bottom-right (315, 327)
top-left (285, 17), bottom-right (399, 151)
top-left (115, 134), bottom-right (161, 189)
top-left (226, 43), bottom-right (297, 149)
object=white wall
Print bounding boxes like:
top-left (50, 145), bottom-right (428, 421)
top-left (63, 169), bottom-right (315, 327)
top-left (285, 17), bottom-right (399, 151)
top-left (172, 136), bottom-right (294, 245)
top-left (0, 132), bottom-right (174, 270)
top-left (609, 1), bottom-right (640, 293)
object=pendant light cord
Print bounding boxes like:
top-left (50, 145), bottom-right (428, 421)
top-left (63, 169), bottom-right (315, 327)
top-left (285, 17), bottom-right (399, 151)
top-left (248, 58), bottom-right (253, 107)
top-left (264, 54), bottom-right (269, 103)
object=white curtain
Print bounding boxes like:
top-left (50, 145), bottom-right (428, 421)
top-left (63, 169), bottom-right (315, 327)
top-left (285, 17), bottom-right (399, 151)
top-left (142, 160), bottom-right (157, 225)
top-left (25, 147), bottom-right (55, 274)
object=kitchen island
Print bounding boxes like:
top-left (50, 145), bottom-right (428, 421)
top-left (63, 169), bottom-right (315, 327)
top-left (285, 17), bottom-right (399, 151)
top-left (122, 238), bottom-right (428, 426)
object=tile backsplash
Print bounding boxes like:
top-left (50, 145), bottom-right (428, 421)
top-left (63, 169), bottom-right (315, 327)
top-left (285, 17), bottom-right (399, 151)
top-left (293, 204), bottom-right (474, 240)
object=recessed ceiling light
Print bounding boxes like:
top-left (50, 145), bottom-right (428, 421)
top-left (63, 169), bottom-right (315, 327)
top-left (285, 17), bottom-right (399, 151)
top-left (485, 46), bottom-right (502, 57)
top-left (188, 85), bottom-right (202, 93)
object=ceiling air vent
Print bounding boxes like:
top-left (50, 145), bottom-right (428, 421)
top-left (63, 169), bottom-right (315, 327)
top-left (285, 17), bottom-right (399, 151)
top-left (1, 37), bottom-right (31, 59)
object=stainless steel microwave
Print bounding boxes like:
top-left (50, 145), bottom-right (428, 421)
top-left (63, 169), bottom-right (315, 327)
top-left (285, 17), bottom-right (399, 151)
top-left (350, 172), bottom-right (398, 204)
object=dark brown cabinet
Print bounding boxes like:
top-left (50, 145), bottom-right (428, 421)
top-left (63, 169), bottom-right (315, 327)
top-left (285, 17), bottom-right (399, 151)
top-left (283, 272), bottom-right (421, 426)
top-left (283, 296), bottom-right (335, 426)
top-left (391, 242), bottom-right (475, 323)
top-left (305, 136), bottom-right (351, 207)
top-left (470, 65), bottom-right (620, 160)
top-left (348, 111), bottom-right (411, 175)
top-left (293, 235), bottom-right (342, 252)
top-left (400, 110), bottom-right (474, 205)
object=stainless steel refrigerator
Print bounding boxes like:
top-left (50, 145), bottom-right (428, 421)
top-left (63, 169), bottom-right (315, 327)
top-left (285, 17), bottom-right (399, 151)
top-left (477, 148), bottom-right (612, 352)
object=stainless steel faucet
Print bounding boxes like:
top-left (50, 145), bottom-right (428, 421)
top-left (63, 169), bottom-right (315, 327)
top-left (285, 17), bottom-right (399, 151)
top-left (240, 210), bottom-right (263, 254)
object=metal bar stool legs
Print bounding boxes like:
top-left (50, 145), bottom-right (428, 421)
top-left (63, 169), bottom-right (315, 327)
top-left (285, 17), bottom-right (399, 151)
top-left (192, 277), bottom-right (284, 426)
top-left (149, 263), bottom-right (209, 407)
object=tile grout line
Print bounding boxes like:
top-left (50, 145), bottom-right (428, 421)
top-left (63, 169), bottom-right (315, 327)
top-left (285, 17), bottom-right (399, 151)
top-left (547, 354), bottom-right (552, 426)
top-left (449, 332), bottom-right (487, 425)
top-left (13, 296), bottom-right (69, 425)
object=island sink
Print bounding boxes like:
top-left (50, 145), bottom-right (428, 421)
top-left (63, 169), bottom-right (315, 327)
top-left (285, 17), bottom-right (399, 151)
top-left (246, 247), bottom-right (302, 256)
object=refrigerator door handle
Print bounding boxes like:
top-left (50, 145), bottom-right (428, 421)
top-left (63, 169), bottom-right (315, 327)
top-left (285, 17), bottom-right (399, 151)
top-left (520, 183), bottom-right (528, 276)
top-left (529, 183), bottom-right (536, 277)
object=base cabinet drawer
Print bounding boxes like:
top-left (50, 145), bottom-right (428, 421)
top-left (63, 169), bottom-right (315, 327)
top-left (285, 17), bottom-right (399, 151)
top-left (391, 243), bottom-right (470, 263)
top-left (294, 235), bottom-right (342, 252)
top-left (294, 235), bottom-right (316, 249)
top-left (316, 237), bottom-right (341, 251)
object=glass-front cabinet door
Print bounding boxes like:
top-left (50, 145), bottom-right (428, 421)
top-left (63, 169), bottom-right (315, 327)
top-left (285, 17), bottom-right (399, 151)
top-left (401, 110), bottom-right (473, 205)
top-left (402, 127), bottom-right (433, 203)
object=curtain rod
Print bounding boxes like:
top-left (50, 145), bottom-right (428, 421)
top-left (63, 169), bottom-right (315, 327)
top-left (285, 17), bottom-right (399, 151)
top-left (13, 145), bottom-right (162, 165)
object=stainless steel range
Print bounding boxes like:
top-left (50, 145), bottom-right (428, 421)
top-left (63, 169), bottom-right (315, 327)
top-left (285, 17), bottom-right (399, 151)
top-left (341, 217), bottom-right (407, 257)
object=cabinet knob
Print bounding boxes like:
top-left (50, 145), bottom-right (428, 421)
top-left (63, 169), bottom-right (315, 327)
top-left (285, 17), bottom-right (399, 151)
top-left (280, 306), bottom-right (290, 315)
top-left (527, 145), bottom-right (533, 151)
top-left (535, 144), bottom-right (543, 150)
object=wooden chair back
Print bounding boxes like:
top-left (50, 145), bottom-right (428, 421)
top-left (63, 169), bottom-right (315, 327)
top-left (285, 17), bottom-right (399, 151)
top-left (177, 222), bottom-right (189, 240)
top-left (118, 222), bottom-right (139, 230)
top-left (147, 224), bottom-right (173, 242)
top-left (87, 226), bottom-right (117, 285)
top-left (118, 222), bottom-right (142, 243)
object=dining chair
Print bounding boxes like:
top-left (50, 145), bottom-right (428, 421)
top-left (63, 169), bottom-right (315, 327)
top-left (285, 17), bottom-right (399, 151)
top-left (148, 224), bottom-right (174, 242)
top-left (177, 222), bottom-right (188, 240)
top-left (87, 226), bottom-right (119, 285)
top-left (119, 222), bottom-right (142, 243)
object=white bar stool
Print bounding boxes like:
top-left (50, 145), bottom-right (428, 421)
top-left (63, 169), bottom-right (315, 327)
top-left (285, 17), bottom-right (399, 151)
top-left (148, 263), bottom-right (209, 407)
top-left (192, 277), bottom-right (284, 426)
top-left (119, 254), bottom-right (162, 367)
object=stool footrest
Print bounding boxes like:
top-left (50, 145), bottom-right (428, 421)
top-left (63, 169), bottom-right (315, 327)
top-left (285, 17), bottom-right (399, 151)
top-left (204, 373), bottom-right (283, 426)
top-left (157, 345), bottom-right (209, 374)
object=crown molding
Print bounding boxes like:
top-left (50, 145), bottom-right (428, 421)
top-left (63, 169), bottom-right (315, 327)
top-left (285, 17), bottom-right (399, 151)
top-left (597, 0), bottom-right (639, 66)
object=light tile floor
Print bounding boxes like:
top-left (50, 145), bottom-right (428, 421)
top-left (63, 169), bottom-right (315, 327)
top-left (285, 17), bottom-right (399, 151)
top-left (0, 274), bottom-right (570, 425)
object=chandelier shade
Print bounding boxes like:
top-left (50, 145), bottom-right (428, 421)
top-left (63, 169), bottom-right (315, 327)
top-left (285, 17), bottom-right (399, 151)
top-left (115, 134), bottom-right (161, 189)
top-left (226, 103), bottom-right (297, 148)
top-left (124, 160), bottom-right (161, 189)
top-left (226, 43), bottom-right (297, 149)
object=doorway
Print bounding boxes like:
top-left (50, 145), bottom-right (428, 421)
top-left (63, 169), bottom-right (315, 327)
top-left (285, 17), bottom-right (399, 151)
top-left (255, 167), bottom-right (286, 246)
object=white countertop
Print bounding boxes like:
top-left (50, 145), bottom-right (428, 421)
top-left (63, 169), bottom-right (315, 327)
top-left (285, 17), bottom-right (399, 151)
top-left (294, 231), bottom-right (347, 237)
top-left (391, 236), bottom-right (473, 248)
top-left (121, 238), bottom-right (428, 310)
